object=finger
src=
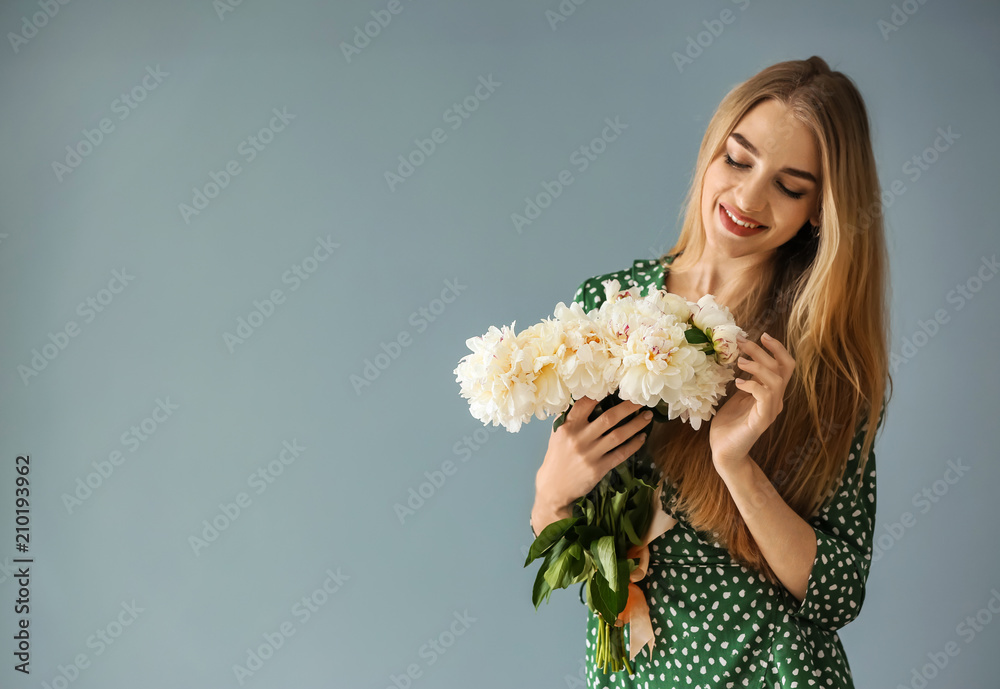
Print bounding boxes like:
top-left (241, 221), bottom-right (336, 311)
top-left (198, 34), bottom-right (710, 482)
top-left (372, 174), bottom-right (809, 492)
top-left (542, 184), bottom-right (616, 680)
top-left (564, 396), bottom-right (599, 424)
top-left (737, 355), bottom-right (783, 389)
top-left (582, 397), bottom-right (645, 444)
top-left (737, 337), bottom-right (770, 360)
top-left (734, 377), bottom-right (783, 418)
top-left (591, 408), bottom-right (652, 458)
top-left (739, 338), bottom-right (785, 375)
top-left (733, 376), bottom-right (765, 398)
top-left (599, 428), bottom-right (648, 471)
top-left (760, 333), bottom-right (796, 373)
top-left (753, 333), bottom-right (793, 364)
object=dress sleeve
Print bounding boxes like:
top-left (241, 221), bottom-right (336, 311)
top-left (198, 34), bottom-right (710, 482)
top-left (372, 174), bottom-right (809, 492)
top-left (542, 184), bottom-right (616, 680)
top-left (788, 405), bottom-right (885, 631)
top-left (573, 277), bottom-right (596, 310)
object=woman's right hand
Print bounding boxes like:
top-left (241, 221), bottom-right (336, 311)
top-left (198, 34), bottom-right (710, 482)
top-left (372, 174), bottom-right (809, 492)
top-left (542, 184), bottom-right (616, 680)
top-left (535, 395), bottom-right (654, 513)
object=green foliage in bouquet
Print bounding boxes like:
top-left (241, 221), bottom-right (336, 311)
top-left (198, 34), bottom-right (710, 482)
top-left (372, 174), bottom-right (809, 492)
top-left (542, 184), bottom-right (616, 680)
top-left (523, 391), bottom-right (670, 675)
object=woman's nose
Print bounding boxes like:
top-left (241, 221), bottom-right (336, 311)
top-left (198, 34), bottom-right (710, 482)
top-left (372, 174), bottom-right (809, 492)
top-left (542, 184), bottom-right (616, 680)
top-left (734, 175), bottom-right (767, 213)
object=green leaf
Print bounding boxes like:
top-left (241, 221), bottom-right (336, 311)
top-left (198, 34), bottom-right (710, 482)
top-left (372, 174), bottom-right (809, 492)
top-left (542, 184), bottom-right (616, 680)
top-left (610, 491), bottom-right (628, 523)
top-left (684, 327), bottom-right (710, 345)
top-left (531, 537), bottom-right (571, 608)
top-left (544, 542), bottom-right (583, 591)
top-left (524, 515), bottom-right (578, 566)
top-left (572, 524), bottom-right (605, 549)
top-left (531, 550), bottom-right (554, 609)
top-left (589, 571), bottom-right (615, 623)
top-left (592, 536), bottom-right (618, 592)
top-left (622, 512), bottom-right (641, 546)
top-left (585, 575), bottom-right (600, 616)
top-left (592, 567), bottom-right (629, 623)
top-left (568, 547), bottom-right (590, 582)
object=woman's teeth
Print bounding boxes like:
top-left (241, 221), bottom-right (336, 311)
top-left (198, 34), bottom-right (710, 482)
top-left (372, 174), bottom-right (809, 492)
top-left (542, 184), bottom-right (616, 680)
top-left (724, 207), bottom-right (762, 228)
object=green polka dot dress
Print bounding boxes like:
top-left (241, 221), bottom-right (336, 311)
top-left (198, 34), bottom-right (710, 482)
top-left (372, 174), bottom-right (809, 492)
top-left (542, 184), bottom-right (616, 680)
top-left (572, 256), bottom-right (882, 689)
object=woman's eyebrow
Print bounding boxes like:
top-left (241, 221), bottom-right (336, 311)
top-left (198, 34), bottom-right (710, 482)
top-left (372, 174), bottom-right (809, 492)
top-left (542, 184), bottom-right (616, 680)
top-left (730, 133), bottom-right (818, 184)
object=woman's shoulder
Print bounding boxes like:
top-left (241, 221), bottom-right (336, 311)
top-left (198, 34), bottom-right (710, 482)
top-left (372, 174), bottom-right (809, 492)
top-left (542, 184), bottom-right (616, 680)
top-left (572, 255), bottom-right (674, 309)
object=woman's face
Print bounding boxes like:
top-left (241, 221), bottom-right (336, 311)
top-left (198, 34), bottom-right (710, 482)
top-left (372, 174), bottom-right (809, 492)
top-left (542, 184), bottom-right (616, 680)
top-left (700, 98), bottom-right (822, 258)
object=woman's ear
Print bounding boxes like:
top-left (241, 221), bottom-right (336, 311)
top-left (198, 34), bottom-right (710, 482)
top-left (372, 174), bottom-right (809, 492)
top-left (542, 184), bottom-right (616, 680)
top-left (809, 204), bottom-right (822, 229)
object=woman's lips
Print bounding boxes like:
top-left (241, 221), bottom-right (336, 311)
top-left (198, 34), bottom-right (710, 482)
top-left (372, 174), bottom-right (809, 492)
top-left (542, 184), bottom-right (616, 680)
top-left (719, 204), bottom-right (766, 237)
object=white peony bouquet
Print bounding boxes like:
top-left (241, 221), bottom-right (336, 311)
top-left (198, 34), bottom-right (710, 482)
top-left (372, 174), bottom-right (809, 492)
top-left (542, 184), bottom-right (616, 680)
top-left (453, 279), bottom-right (747, 675)
top-left (454, 278), bottom-right (746, 434)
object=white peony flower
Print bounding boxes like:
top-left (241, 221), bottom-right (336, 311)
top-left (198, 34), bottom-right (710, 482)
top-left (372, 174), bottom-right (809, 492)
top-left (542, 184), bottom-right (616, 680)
top-left (675, 351), bottom-right (737, 430)
top-left (644, 286), bottom-right (694, 323)
top-left (454, 322), bottom-right (540, 432)
top-left (709, 323), bottom-right (746, 365)
top-left (595, 285), bottom-right (699, 409)
top-left (691, 294), bottom-right (735, 331)
top-left (516, 319), bottom-right (574, 420)
top-left (551, 301), bottom-right (619, 402)
top-left (600, 278), bottom-right (645, 305)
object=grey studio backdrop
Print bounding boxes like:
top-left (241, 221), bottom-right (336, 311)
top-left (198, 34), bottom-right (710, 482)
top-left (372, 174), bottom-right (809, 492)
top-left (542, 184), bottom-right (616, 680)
top-left (0, 1), bottom-right (998, 688)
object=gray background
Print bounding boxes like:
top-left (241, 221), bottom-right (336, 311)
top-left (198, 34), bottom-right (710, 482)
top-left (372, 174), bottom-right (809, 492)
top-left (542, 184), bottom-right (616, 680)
top-left (1, 0), bottom-right (998, 687)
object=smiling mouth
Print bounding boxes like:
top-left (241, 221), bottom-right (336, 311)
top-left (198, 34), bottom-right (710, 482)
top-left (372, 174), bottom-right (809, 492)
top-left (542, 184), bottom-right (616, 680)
top-left (722, 205), bottom-right (767, 229)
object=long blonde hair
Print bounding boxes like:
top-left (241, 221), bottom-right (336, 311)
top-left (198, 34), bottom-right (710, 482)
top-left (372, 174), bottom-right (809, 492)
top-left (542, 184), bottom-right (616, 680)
top-left (650, 56), bottom-right (893, 584)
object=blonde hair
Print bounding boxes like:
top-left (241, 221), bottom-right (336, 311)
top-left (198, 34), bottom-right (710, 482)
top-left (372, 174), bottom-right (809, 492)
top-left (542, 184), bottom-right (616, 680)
top-left (650, 56), bottom-right (893, 584)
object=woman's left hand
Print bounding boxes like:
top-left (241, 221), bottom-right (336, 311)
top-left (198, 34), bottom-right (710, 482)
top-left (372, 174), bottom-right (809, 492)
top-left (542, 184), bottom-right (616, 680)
top-left (709, 332), bottom-right (796, 475)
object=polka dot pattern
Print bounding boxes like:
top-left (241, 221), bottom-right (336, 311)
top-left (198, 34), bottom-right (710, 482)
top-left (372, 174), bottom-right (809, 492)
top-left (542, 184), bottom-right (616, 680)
top-left (574, 256), bottom-right (881, 689)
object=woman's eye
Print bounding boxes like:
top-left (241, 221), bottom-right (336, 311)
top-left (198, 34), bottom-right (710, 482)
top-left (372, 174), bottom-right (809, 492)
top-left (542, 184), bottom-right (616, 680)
top-left (724, 152), bottom-right (807, 200)
top-left (724, 153), bottom-right (749, 169)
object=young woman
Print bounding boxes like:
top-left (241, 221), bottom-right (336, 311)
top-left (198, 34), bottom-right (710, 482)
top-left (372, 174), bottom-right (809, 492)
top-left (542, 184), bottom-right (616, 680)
top-left (531, 56), bottom-right (892, 688)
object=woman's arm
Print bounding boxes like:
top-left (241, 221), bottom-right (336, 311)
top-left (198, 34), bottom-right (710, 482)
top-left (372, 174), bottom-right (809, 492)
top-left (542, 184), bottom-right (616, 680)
top-left (715, 455), bottom-right (816, 601)
top-left (529, 491), bottom-right (573, 539)
top-left (719, 411), bottom-right (882, 630)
